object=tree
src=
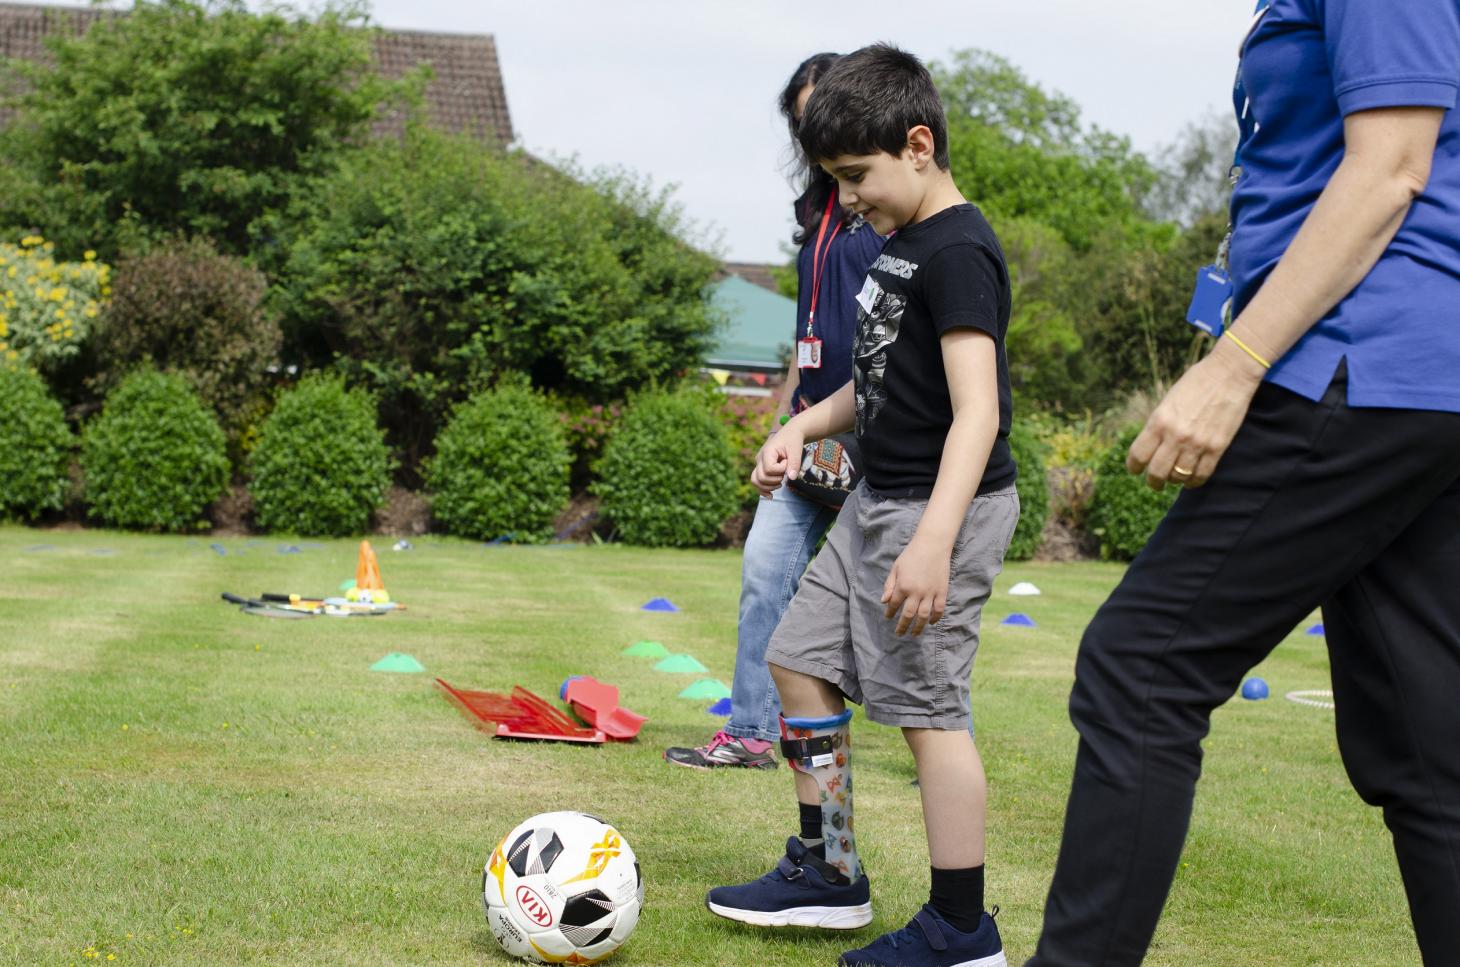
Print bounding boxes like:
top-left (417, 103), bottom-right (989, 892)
top-left (933, 50), bottom-right (1158, 252)
top-left (1145, 108), bottom-right (1239, 227)
top-left (0, 0), bottom-right (405, 259)
top-left (932, 50), bottom-right (1223, 412)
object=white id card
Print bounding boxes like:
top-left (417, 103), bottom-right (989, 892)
top-left (797, 337), bottom-right (823, 369)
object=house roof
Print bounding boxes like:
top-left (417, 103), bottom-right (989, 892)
top-left (705, 274), bottom-right (796, 373)
top-left (719, 261), bottom-right (784, 296)
top-left (0, 2), bottom-right (513, 146)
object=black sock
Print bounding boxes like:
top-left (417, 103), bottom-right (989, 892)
top-left (798, 801), bottom-right (825, 858)
top-left (929, 865), bottom-right (985, 934)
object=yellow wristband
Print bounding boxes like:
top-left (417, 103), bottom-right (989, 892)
top-left (1225, 331), bottom-right (1271, 370)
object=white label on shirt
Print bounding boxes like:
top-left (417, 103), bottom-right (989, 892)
top-left (856, 274), bottom-right (877, 314)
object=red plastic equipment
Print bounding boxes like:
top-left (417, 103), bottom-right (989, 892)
top-left (562, 676), bottom-right (648, 741)
top-left (435, 680), bottom-right (606, 744)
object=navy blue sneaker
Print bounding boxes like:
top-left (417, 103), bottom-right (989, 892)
top-left (839, 904), bottom-right (1005, 966)
top-left (706, 837), bottom-right (872, 929)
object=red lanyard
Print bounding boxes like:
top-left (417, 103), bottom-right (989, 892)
top-left (806, 193), bottom-right (842, 340)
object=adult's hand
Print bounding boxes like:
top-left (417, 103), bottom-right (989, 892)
top-left (1127, 340), bottom-right (1266, 490)
top-left (1127, 106), bottom-right (1445, 493)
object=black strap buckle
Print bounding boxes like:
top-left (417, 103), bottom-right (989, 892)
top-left (779, 734), bottom-right (835, 765)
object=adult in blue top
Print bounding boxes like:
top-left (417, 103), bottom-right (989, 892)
top-left (663, 54), bottom-right (884, 771)
top-left (1031, 2), bottom-right (1460, 963)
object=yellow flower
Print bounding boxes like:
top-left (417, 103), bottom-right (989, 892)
top-left (84, 250), bottom-right (97, 261)
top-left (20, 235), bottom-right (42, 247)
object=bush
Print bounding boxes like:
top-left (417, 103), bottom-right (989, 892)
top-left (426, 382), bottom-right (571, 543)
top-left (1006, 422), bottom-right (1049, 561)
top-left (593, 389), bottom-right (740, 547)
top-left (82, 369), bottom-right (228, 531)
top-left (1087, 426), bottom-right (1180, 560)
top-left (557, 397), bottom-right (623, 492)
top-left (264, 132), bottom-right (722, 471)
top-left (248, 375), bottom-right (392, 536)
top-left (0, 363), bottom-right (74, 520)
top-left (92, 236), bottom-right (282, 436)
top-left (0, 236), bottom-right (110, 380)
top-left (1042, 412), bottom-right (1108, 531)
top-left (716, 390), bottom-right (778, 509)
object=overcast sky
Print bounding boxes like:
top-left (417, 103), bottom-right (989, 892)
top-left (278, 1), bottom-right (1254, 261)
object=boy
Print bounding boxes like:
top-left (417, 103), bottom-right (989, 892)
top-left (705, 44), bottom-right (1019, 967)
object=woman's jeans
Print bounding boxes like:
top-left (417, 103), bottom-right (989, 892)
top-left (724, 483), bottom-right (838, 742)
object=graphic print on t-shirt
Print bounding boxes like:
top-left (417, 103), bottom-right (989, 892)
top-left (852, 276), bottom-right (907, 436)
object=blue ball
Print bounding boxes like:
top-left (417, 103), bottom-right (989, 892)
top-left (1241, 677), bottom-right (1270, 701)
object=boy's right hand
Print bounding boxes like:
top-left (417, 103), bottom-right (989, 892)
top-left (752, 426), bottom-right (804, 497)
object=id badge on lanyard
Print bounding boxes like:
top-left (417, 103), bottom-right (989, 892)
top-left (1186, 0), bottom-right (1270, 339)
top-left (799, 194), bottom-right (842, 370)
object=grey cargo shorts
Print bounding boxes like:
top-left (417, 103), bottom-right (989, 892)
top-left (765, 481), bottom-right (1018, 730)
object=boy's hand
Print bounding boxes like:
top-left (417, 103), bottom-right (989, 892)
top-left (882, 536), bottom-right (950, 637)
top-left (752, 426), bottom-right (804, 497)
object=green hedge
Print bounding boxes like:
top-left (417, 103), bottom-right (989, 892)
top-left (593, 389), bottom-right (739, 547)
top-left (1087, 426), bottom-right (1180, 560)
top-left (248, 375), bottom-right (392, 536)
top-left (426, 382), bottom-right (571, 542)
top-left (0, 364), bottom-right (73, 520)
top-left (82, 369), bottom-right (228, 531)
top-left (1006, 423), bottom-right (1048, 561)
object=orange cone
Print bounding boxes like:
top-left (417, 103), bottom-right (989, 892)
top-left (355, 540), bottom-right (385, 591)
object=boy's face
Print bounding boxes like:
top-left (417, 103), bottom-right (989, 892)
top-left (820, 148), bottom-right (921, 237)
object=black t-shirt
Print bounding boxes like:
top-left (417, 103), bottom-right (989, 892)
top-left (852, 203), bottom-right (1015, 497)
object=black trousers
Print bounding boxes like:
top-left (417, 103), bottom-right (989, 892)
top-left (1029, 371), bottom-right (1460, 966)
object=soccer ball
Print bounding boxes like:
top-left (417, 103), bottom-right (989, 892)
top-left (483, 811), bottom-right (643, 964)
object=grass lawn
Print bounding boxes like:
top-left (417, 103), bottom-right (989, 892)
top-left (0, 526), bottom-right (1416, 965)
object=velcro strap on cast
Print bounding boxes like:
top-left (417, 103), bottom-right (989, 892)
top-left (779, 734), bottom-right (836, 768)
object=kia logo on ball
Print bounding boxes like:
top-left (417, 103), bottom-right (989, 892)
top-left (515, 885), bottom-right (553, 927)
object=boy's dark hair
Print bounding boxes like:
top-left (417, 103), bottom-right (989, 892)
top-left (797, 44), bottom-right (950, 171)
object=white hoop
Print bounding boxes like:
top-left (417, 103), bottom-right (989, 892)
top-left (1285, 689), bottom-right (1335, 710)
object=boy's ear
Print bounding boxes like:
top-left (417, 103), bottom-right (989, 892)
top-left (904, 125), bottom-right (937, 171)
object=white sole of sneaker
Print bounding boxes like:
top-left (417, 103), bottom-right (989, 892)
top-left (705, 899), bottom-right (873, 930)
top-left (949, 953), bottom-right (1006, 967)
